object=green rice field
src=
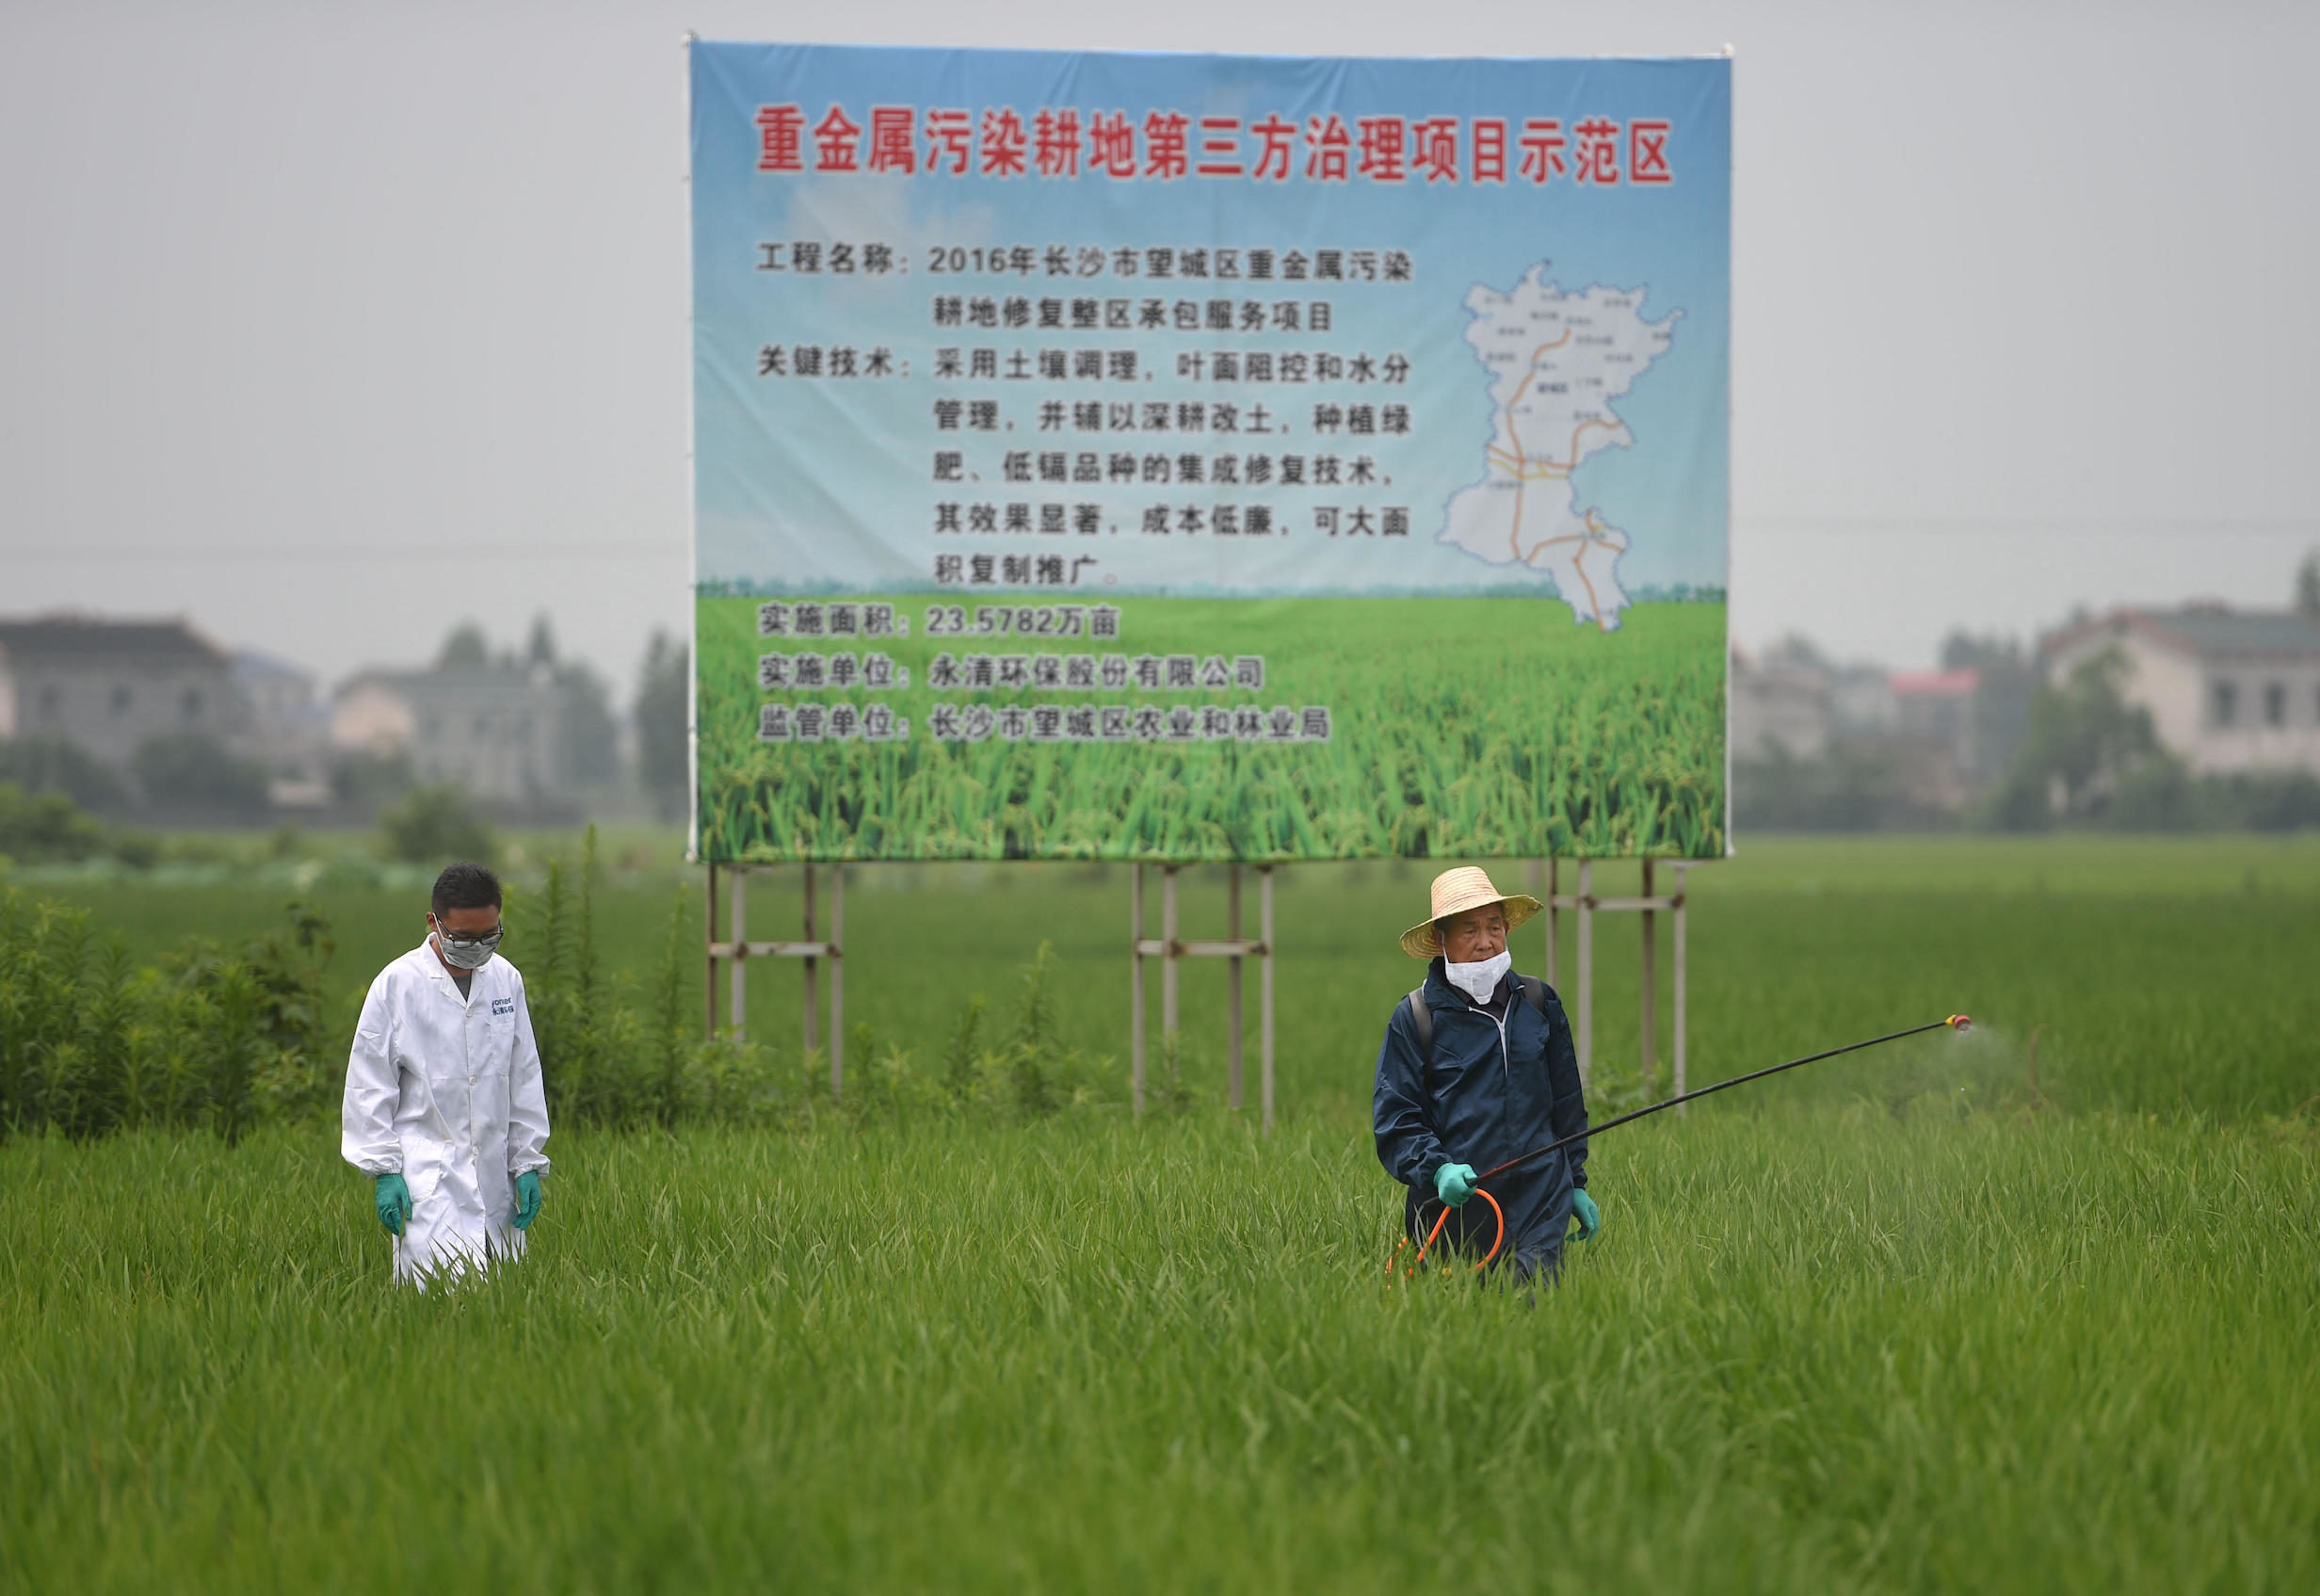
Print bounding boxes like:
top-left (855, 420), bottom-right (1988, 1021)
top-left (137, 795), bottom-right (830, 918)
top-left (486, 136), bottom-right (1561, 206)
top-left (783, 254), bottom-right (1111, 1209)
top-left (696, 595), bottom-right (1726, 862)
top-left (5, 835), bottom-right (2319, 1593)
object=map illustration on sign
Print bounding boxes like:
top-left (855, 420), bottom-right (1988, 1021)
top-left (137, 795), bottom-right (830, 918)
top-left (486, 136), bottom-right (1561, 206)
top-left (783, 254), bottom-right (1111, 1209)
top-left (1439, 268), bottom-right (1679, 631)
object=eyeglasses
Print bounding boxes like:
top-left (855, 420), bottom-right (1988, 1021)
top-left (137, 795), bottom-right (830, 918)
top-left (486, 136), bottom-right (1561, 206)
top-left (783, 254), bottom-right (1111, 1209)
top-left (431, 921), bottom-right (506, 954)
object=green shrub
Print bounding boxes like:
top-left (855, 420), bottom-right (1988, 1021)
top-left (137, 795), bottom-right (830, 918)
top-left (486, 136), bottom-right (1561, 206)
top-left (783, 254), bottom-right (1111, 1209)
top-left (0, 889), bottom-right (334, 1141)
top-left (330, 749), bottom-right (415, 815)
top-left (0, 734), bottom-right (130, 812)
top-left (2, 833), bottom-right (1137, 1144)
top-left (888, 940), bottom-right (1125, 1121)
top-left (379, 782), bottom-right (497, 866)
top-left (521, 829), bottom-right (798, 1130)
top-left (107, 830), bottom-right (164, 869)
top-left (131, 733), bottom-right (271, 817)
top-left (525, 827), bottom-right (677, 1131)
top-left (0, 781), bottom-right (108, 864)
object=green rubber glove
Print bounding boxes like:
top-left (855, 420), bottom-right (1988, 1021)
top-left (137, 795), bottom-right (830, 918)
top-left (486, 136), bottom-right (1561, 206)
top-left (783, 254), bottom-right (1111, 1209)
top-left (1434, 1163), bottom-right (1479, 1207)
top-left (1570, 1188), bottom-right (1601, 1243)
top-left (512, 1170), bottom-right (544, 1231)
top-left (374, 1173), bottom-right (411, 1236)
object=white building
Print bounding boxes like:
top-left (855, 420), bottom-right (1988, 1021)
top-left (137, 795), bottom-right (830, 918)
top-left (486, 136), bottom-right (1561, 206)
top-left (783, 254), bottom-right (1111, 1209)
top-left (2041, 605), bottom-right (2320, 776)
top-left (233, 649), bottom-right (331, 806)
top-left (330, 663), bottom-right (586, 803)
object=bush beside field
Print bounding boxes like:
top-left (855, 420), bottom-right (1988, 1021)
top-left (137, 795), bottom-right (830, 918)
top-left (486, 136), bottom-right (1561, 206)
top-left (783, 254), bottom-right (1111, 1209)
top-left (0, 839), bottom-right (1130, 1144)
top-left (10, 834), bottom-right (2320, 1137)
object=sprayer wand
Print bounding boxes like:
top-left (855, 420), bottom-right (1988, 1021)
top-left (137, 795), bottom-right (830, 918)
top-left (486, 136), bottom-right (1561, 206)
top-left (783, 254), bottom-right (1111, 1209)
top-left (1472, 1013), bottom-right (1975, 1185)
top-left (1398, 1014), bottom-right (1974, 1275)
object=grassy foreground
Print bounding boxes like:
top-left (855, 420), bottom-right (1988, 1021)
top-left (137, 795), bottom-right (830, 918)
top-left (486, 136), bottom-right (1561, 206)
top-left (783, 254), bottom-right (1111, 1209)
top-left (5, 1108), bottom-right (2315, 1594)
top-left (6, 836), bottom-right (2319, 1591)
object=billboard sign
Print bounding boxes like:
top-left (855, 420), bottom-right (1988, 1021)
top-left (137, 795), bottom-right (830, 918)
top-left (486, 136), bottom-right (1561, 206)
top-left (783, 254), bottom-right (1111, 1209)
top-left (690, 42), bottom-right (1729, 862)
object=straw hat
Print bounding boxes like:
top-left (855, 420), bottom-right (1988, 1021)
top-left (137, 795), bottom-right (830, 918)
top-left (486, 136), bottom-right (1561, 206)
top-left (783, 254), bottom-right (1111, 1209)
top-left (1398, 866), bottom-right (1543, 959)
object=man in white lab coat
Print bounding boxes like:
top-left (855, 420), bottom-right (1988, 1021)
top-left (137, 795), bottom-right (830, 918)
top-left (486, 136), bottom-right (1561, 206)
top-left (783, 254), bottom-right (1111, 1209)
top-left (342, 861), bottom-right (552, 1284)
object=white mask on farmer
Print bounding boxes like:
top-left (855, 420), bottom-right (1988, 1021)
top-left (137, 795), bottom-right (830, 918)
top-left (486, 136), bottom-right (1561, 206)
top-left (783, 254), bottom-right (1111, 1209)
top-left (1443, 949), bottom-right (1510, 1004)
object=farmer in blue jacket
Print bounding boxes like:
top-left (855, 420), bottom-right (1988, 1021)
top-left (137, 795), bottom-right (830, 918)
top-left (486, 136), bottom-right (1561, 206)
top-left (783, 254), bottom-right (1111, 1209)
top-left (1374, 866), bottom-right (1599, 1282)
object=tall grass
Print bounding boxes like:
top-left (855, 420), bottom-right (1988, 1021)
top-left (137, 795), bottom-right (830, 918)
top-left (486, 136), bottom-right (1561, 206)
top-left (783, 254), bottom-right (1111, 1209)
top-left (2, 1108), bottom-right (2313, 1593)
top-left (5, 839), bottom-right (2318, 1589)
top-left (696, 595), bottom-right (1727, 862)
top-left (515, 830), bottom-right (1129, 1131)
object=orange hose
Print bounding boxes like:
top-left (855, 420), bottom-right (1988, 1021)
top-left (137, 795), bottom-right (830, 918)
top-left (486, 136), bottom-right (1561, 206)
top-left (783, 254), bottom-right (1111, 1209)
top-left (1410, 1187), bottom-right (1505, 1273)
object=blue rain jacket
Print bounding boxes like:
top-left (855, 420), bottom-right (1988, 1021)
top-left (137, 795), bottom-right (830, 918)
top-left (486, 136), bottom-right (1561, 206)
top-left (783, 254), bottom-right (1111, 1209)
top-left (1374, 959), bottom-right (1589, 1268)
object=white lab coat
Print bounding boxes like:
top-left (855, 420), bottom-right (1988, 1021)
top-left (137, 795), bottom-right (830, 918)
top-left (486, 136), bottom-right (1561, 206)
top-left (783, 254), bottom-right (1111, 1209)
top-left (342, 941), bottom-right (552, 1284)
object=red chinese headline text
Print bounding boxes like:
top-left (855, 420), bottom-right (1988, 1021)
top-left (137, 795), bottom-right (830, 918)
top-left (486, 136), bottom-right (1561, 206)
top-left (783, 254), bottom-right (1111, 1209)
top-left (753, 107), bottom-right (1673, 186)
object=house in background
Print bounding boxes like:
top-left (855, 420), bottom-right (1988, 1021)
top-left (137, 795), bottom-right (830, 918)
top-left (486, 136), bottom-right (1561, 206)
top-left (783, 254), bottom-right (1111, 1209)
top-left (1729, 643), bottom-right (1831, 759)
top-left (1892, 669), bottom-right (1981, 773)
top-left (1730, 639), bottom-right (2015, 818)
top-left (330, 661), bottom-right (585, 804)
top-left (0, 614), bottom-right (247, 772)
top-left (1887, 669), bottom-right (1983, 809)
top-left (2, 610), bottom-right (625, 816)
top-left (233, 649), bottom-right (332, 807)
top-left (330, 674), bottom-right (417, 756)
top-left (2040, 605), bottom-right (2320, 776)
top-left (1827, 662), bottom-right (1899, 739)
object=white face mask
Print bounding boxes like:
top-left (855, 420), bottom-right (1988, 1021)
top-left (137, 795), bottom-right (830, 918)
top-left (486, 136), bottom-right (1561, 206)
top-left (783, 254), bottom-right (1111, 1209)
top-left (430, 916), bottom-right (503, 971)
top-left (1443, 949), bottom-right (1510, 1004)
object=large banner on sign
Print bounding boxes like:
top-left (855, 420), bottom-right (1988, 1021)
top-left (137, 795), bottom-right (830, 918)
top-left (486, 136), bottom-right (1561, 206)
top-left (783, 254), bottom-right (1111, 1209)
top-left (689, 43), bottom-right (1728, 862)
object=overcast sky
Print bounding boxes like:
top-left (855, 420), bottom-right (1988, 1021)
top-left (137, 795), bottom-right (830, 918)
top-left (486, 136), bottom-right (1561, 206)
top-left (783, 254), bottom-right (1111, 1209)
top-left (4, 0), bottom-right (2315, 700)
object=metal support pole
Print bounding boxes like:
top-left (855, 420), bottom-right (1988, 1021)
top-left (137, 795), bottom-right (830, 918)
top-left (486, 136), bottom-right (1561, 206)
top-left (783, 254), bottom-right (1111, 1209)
top-left (706, 861), bottom-right (846, 1064)
top-left (1545, 858), bottom-right (1559, 989)
top-left (1523, 857), bottom-right (1542, 953)
top-left (1227, 864), bottom-right (1244, 1110)
top-left (1260, 865), bottom-right (1276, 1136)
top-left (1125, 860), bottom-right (1280, 1124)
top-left (830, 864), bottom-right (845, 1102)
top-left (1131, 862), bottom-right (1146, 1115)
top-left (1640, 857), bottom-right (1657, 1094)
top-left (729, 867), bottom-right (749, 1036)
top-left (801, 864), bottom-right (819, 1069)
top-left (1576, 860), bottom-right (1594, 1082)
top-left (1672, 862), bottom-right (1690, 1104)
top-left (1161, 865), bottom-right (1180, 1050)
top-left (704, 864), bottom-right (719, 1036)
